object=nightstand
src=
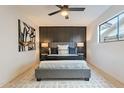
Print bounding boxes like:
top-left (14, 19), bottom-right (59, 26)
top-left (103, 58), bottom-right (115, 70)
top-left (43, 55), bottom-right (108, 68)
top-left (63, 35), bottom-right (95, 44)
top-left (40, 54), bottom-right (48, 61)
top-left (78, 53), bottom-right (84, 56)
top-left (78, 53), bottom-right (85, 60)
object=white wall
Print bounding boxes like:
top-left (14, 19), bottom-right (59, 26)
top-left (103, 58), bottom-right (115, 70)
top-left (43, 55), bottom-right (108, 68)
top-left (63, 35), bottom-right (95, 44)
top-left (0, 6), bottom-right (39, 86)
top-left (87, 5), bottom-right (124, 83)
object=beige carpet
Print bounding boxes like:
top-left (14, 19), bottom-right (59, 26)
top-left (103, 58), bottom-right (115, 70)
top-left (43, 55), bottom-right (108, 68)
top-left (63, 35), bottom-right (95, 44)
top-left (3, 65), bottom-right (115, 88)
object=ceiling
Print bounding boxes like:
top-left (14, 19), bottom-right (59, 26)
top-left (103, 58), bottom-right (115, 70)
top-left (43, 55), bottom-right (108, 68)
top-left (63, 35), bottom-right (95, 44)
top-left (16, 5), bottom-right (111, 26)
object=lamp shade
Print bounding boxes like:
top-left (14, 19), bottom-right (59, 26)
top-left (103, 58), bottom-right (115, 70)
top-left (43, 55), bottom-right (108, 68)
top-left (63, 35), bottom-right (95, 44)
top-left (77, 42), bottom-right (84, 47)
top-left (41, 43), bottom-right (48, 47)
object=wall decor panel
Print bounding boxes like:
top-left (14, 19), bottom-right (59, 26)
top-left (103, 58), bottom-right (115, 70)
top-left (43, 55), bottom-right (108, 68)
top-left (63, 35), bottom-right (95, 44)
top-left (39, 26), bottom-right (86, 43)
top-left (39, 26), bottom-right (87, 59)
top-left (18, 19), bottom-right (36, 52)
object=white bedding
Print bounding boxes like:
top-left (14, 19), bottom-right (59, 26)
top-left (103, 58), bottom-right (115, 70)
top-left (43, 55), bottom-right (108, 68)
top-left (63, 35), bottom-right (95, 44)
top-left (39, 60), bottom-right (89, 69)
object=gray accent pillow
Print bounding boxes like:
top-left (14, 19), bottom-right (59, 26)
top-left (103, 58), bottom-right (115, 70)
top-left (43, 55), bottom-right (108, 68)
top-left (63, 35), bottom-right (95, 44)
top-left (51, 48), bottom-right (58, 54)
top-left (69, 47), bottom-right (77, 54)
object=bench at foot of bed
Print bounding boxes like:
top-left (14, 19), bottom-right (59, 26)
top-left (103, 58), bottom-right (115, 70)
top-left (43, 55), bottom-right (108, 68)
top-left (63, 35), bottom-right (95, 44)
top-left (35, 69), bottom-right (91, 81)
top-left (36, 78), bottom-right (42, 81)
top-left (84, 78), bottom-right (89, 81)
top-left (36, 78), bottom-right (90, 81)
top-left (35, 60), bottom-right (91, 81)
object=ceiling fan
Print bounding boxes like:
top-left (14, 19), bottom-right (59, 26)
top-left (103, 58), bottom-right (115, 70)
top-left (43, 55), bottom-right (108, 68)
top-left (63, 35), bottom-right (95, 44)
top-left (48, 5), bottom-right (85, 19)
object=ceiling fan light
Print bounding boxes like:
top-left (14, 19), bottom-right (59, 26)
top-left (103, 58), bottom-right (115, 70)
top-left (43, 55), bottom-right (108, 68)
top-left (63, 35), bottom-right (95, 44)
top-left (61, 10), bottom-right (68, 16)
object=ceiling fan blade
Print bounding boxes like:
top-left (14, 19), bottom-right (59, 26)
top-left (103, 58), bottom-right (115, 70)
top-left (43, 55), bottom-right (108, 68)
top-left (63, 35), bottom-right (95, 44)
top-left (48, 10), bottom-right (61, 16)
top-left (63, 5), bottom-right (68, 8)
top-left (69, 8), bottom-right (85, 11)
top-left (56, 5), bottom-right (63, 9)
top-left (65, 15), bottom-right (69, 19)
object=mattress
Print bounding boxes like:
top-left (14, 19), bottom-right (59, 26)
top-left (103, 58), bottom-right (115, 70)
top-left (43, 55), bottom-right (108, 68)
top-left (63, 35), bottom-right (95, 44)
top-left (39, 60), bottom-right (89, 69)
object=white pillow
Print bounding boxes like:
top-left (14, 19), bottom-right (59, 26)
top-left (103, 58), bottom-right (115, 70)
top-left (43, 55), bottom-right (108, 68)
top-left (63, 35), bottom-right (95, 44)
top-left (58, 49), bottom-right (68, 54)
top-left (58, 45), bottom-right (69, 50)
top-left (58, 45), bottom-right (69, 54)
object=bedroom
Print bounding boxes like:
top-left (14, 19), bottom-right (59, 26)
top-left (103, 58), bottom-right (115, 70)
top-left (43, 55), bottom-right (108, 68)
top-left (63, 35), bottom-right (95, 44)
top-left (0, 5), bottom-right (124, 88)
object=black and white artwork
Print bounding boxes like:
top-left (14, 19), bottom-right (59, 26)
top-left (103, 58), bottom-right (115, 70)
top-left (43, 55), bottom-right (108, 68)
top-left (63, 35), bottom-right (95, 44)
top-left (18, 19), bottom-right (36, 52)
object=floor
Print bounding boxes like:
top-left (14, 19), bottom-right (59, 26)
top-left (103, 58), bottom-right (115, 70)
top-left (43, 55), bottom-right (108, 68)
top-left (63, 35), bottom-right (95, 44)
top-left (3, 64), bottom-right (116, 88)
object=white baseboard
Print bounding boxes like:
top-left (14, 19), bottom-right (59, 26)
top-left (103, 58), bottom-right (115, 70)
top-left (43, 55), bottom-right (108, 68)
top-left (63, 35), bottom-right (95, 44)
top-left (1, 61), bottom-right (39, 87)
top-left (88, 62), bottom-right (124, 88)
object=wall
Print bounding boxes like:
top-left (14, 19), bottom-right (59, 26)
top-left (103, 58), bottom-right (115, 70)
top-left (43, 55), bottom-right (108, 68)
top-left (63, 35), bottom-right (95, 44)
top-left (0, 6), bottom-right (39, 86)
top-left (39, 26), bottom-right (86, 42)
top-left (87, 5), bottom-right (124, 83)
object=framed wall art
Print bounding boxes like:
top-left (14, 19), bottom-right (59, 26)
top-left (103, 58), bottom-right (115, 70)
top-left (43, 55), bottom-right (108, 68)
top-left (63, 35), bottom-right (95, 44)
top-left (18, 19), bottom-right (36, 52)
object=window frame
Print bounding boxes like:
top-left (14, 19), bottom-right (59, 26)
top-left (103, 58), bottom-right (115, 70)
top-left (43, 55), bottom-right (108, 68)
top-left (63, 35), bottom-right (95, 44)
top-left (99, 12), bottom-right (124, 43)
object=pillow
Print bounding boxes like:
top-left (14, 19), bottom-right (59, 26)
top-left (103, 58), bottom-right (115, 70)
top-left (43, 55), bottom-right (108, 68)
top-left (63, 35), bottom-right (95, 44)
top-left (58, 49), bottom-right (68, 54)
top-left (69, 47), bottom-right (76, 54)
top-left (58, 45), bottom-right (69, 50)
top-left (51, 47), bottom-right (58, 54)
top-left (58, 45), bottom-right (69, 54)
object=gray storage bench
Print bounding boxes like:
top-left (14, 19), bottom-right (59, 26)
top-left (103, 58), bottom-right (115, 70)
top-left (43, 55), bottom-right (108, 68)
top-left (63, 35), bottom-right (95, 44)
top-left (35, 60), bottom-right (91, 81)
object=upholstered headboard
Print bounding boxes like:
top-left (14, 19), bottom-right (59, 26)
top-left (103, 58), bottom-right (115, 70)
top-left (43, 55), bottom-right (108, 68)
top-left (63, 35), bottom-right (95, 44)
top-left (49, 42), bottom-right (76, 48)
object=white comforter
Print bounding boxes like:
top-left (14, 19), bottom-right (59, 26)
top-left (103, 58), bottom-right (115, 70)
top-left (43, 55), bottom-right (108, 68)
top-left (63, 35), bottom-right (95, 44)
top-left (39, 60), bottom-right (89, 69)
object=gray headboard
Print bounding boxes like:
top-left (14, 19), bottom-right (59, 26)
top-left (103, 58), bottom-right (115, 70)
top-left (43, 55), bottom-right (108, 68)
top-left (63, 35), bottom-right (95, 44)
top-left (49, 42), bottom-right (76, 48)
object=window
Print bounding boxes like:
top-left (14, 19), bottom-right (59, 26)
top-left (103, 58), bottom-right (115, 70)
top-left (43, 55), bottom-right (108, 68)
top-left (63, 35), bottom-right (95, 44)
top-left (119, 13), bottom-right (124, 40)
top-left (99, 12), bottom-right (124, 43)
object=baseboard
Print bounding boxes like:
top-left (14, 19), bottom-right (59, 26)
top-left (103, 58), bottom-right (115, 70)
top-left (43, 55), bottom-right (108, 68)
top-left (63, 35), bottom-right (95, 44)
top-left (88, 62), bottom-right (124, 88)
top-left (1, 61), bottom-right (39, 87)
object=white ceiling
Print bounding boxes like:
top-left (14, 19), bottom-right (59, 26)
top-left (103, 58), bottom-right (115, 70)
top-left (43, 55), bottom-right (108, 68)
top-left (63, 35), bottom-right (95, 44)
top-left (16, 5), bottom-right (111, 26)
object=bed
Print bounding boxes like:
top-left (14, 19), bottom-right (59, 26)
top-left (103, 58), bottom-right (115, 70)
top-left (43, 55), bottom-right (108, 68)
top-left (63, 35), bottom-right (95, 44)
top-left (43, 54), bottom-right (84, 60)
top-left (40, 42), bottom-right (85, 60)
top-left (35, 60), bottom-right (91, 81)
